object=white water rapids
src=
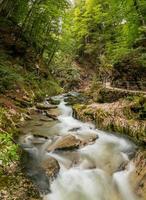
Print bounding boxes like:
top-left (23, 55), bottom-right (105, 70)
top-left (41, 94), bottom-right (137, 200)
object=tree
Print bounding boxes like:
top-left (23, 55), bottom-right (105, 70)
top-left (0, 0), bottom-right (69, 65)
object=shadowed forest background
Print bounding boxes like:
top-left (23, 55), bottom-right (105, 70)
top-left (1, 0), bottom-right (146, 92)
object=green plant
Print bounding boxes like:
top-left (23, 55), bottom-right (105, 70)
top-left (0, 62), bottom-right (23, 93)
top-left (0, 132), bottom-right (19, 165)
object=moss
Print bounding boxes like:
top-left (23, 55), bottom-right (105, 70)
top-left (129, 96), bottom-right (146, 120)
top-left (84, 108), bottom-right (94, 116)
top-left (74, 102), bottom-right (146, 145)
top-left (73, 104), bottom-right (87, 111)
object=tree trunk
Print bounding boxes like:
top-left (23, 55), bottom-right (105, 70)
top-left (47, 42), bottom-right (58, 66)
top-left (133, 0), bottom-right (146, 26)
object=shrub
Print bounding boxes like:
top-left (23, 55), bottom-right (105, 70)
top-left (0, 62), bottom-right (23, 93)
top-left (0, 131), bottom-right (19, 165)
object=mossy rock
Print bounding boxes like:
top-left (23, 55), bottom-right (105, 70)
top-left (48, 98), bottom-right (60, 105)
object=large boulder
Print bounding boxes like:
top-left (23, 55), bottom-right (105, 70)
top-left (76, 133), bottom-right (98, 146)
top-left (48, 133), bottom-right (98, 152)
top-left (45, 108), bottom-right (62, 120)
top-left (41, 157), bottom-right (60, 180)
top-left (48, 135), bottom-right (81, 151)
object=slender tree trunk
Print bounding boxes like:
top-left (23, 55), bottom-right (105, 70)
top-left (17, 0), bottom-right (42, 38)
top-left (39, 23), bottom-right (52, 56)
top-left (0, 0), bottom-right (15, 18)
top-left (21, 0), bottom-right (38, 33)
top-left (47, 42), bottom-right (58, 66)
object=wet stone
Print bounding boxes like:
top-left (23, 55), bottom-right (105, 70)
top-left (68, 127), bottom-right (81, 132)
top-left (41, 157), bottom-right (60, 180)
top-left (47, 133), bottom-right (98, 152)
top-left (45, 111), bottom-right (58, 120)
top-left (46, 98), bottom-right (60, 105)
top-left (76, 133), bottom-right (98, 146)
top-left (48, 135), bottom-right (81, 151)
top-left (44, 108), bottom-right (61, 120)
top-left (40, 117), bottom-right (53, 122)
top-left (36, 103), bottom-right (57, 110)
top-left (33, 134), bottom-right (48, 139)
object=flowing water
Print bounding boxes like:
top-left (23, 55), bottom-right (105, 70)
top-left (20, 93), bottom-right (138, 200)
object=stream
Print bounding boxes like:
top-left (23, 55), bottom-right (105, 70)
top-left (19, 92), bottom-right (138, 200)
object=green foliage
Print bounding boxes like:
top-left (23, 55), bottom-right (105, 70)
top-left (34, 79), bottom-right (64, 101)
top-left (63, 0), bottom-right (146, 70)
top-left (0, 50), bottom-right (63, 96)
top-left (0, 0), bottom-right (69, 64)
top-left (0, 52), bottom-right (24, 92)
top-left (0, 107), bottom-right (7, 126)
top-left (0, 63), bottom-right (23, 93)
top-left (126, 95), bottom-right (146, 120)
top-left (0, 131), bottom-right (19, 165)
top-left (0, 108), bottom-right (19, 165)
top-left (50, 53), bottom-right (81, 90)
top-left (1, 0), bottom-right (146, 91)
top-left (137, 53), bottom-right (146, 67)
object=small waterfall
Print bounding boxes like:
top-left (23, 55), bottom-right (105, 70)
top-left (57, 99), bottom-right (98, 136)
top-left (44, 168), bottom-right (120, 200)
top-left (47, 152), bottom-right (72, 171)
top-left (113, 162), bottom-right (136, 200)
top-left (58, 101), bottom-right (73, 117)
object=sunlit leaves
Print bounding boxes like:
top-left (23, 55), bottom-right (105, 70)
top-left (68, 0), bottom-right (146, 65)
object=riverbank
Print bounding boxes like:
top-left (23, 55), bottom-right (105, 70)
top-left (19, 93), bottom-right (145, 200)
top-left (74, 86), bottom-right (146, 145)
top-left (0, 95), bottom-right (61, 200)
top-left (73, 87), bottom-right (146, 200)
top-left (0, 53), bottom-right (63, 200)
top-left (0, 92), bottom-right (66, 199)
